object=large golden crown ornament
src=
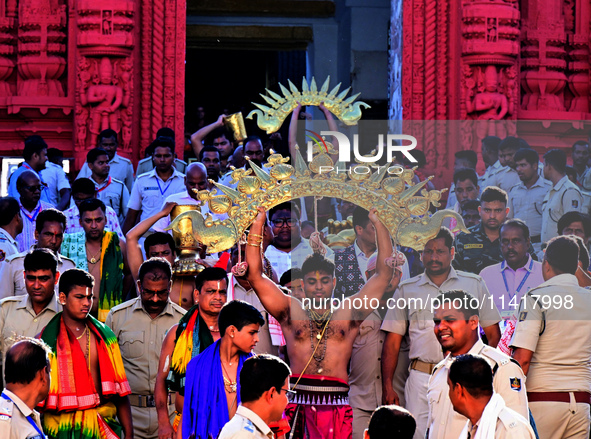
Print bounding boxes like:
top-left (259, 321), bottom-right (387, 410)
top-left (247, 76), bottom-right (371, 133)
top-left (165, 148), bottom-right (469, 253)
top-left (166, 77), bottom-right (468, 254)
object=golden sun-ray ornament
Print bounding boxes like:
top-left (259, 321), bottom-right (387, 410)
top-left (247, 76), bottom-right (371, 133)
top-left (165, 148), bottom-right (469, 254)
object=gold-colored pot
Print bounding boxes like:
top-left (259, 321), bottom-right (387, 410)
top-left (169, 205), bottom-right (205, 276)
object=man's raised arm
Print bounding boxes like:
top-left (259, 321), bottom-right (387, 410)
top-left (127, 202), bottom-right (177, 281)
top-left (350, 209), bottom-right (397, 320)
top-left (245, 207), bottom-right (291, 322)
top-left (190, 114), bottom-right (226, 158)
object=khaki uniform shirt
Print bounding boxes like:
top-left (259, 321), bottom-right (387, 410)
top-left (381, 268), bottom-right (501, 364)
top-left (0, 228), bottom-right (18, 265)
top-left (427, 339), bottom-right (528, 439)
top-left (230, 276), bottom-right (279, 357)
top-left (0, 294), bottom-right (61, 369)
top-left (511, 273), bottom-right (591, 393)
top-left (541, 175), bottom-right (583, 244)
top-left (507, 177), bottom-right (552, 240)
top-left (465, 406), bottom-right (536, 439)
top-left (105, 297), bottom-right (186, 395)
top-left (218, 405), bottom-right (274, 439)
top-left (349, 310), bottom-right (384, 411)
top-left (0, 251), bottom-right (75, 300)
top-left (0, 389), bottom-right (44, 439)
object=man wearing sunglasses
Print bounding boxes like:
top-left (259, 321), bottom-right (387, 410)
top-left (264, 202), bottom-right (334, 278)
top-left (15, 171), bottom-right (53, 252)
top-left (105, 257), bottom-right (186, 438)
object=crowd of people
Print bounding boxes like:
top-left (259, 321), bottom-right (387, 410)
top-left (1, 117), bottom-right (591, 439)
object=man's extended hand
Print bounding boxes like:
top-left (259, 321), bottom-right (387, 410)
top-left (162, 201), bottom-right (178, 217)
top-left (382, 383), bottom-right (400, 406)
top-left (158, 422), bottom-right (174, 439)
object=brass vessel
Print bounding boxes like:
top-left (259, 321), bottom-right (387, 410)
top-left (224, 112), bottom-right (247, 145)
top-left (169, 204), bottom-right (205, 276)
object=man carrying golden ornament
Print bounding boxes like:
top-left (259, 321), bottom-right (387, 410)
top-left (245, 206), bottom-right (401, 439)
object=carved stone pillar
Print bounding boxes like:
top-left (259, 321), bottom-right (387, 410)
top-left (461, 0), bottom-right (520, 142)
top-left (0, 7), bottom-right (15, 98)
top-left (520, 0), bottom-right (568, 115)
top-left (17, 0), bottom-right (67, 97)
top-left (74, 1), bottom-right (134, 168)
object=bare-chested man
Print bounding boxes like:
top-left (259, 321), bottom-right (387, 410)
top-left (245, 207), bottom-right (397, 439)
top-left (39, 268), bottom-right (133, 439)
top-left (60, 198), bottom-right (128, 322)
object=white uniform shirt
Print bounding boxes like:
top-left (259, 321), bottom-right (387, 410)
top-left (541, 175), bottom-right (583, 243)
top-left (40, 161), bottom-right (70, 207)
top-left (78, 153), bottom-right (134, 192)
top-left (507, 177), bottom-right (552, 240)
top-left (218, 405), bottom-right (274, 439)
top-left (127, 168), bottom-right (186, 227)
top-left (0, 228), bottom-right (19, 264)
top-left (90, 176), bottom-right (130, 225)
top-left (264, 238), bottom-right (335, 278)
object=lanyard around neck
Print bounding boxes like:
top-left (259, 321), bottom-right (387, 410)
top-left (1, 392), bottom-right (47, 438)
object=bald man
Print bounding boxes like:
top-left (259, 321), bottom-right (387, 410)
top-left (154, 163), bottom-right (228, 231)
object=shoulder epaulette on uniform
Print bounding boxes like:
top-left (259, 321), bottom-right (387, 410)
top-left (111, 177), bottom-right (125, 186)
top-left (136, 171), bottom-right (152, 179)
top-left (109, 298), bottom-right (138, 314)
top-left (59, 255), bottom-right (76, 266)
top-left (5, 252), bottom-right (25, 263)
top-left (498, 408), bottom-right (521, 430)
top-left (118, 156), bottom-right (133, 164)
top-left (170, 302), bottom-right (187, 315)
top-left (0, 295), bottom-right (26, 306)
top-left (455, 270), bottom-right (481, 281)
top-left (480, 345), bottom-right (510, 370)
top-left (175, 159), bottom-right (188, 166)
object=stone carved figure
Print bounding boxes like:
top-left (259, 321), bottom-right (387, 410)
top-left (86, 57), bottom-right (125, 147)
top-left (486, 18), bottom-right (497, 42)
top-left (466, 65), bottom-right (509, 120)
top-left (102, 10), bottom-right (112, 35)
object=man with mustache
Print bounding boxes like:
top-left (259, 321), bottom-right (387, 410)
top-left (454, 187), bottom-right (536, 274)
top-left (508, 148), bottom-right (551, 253)
top-left (154, 267), bottom-right (228, 439)
top-left (60, 199), bottom-right (127, 322)
top-left (381, 228), bottom-right (501, 439)
top-left (426, 290), bottom-right (529, 439)
top-left (106, 257), bottom-right (186, 438)
top-left (480, 219), bottom-right (544, 333)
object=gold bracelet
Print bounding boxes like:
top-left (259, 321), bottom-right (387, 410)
top-left (248, 233), bottom-right (264, 239)
top-left (247, 238), bottom-right (263, 245)
top-left (246, 242), bottom-right (262, 247)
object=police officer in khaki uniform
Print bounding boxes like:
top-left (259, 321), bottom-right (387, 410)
top-left (0, 208), bottom-right (75, 300)
top-left (448, 355), bottom-right (536, 439)
top-left (0, 198), bottom-right (22, 265)
top-left (105, 258), bottom-right (186, 439)
top-left (427, 290), bottom-right (528, 439)
top-left (0, 338), bottom-right (51, 439)
top-left (512, 236), bottom-right (591, 439)
top-left (541, 149), bottom-right (583, 244)
top-left (0, 249), bottom-right (62, 379)
top-left (381, 228), bottom-right (501, 439)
